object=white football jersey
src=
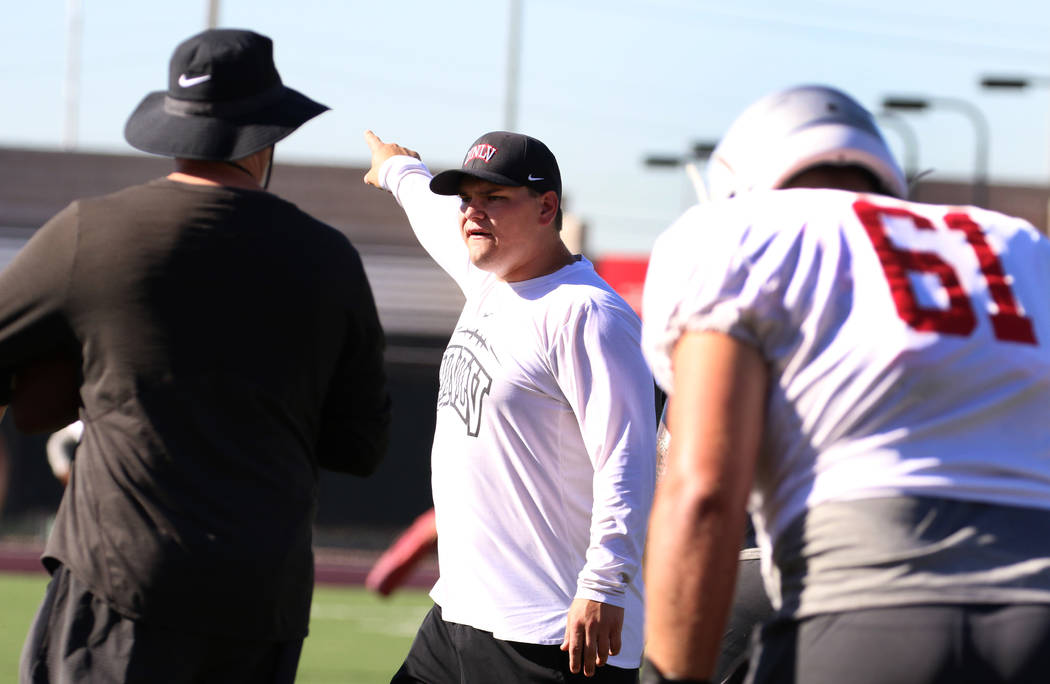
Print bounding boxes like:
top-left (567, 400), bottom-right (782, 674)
top-left (643, 188), bottom-right (1050, 551)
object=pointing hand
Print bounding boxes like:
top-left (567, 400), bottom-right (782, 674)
top-left (363, 130), bottom-right (420, 188)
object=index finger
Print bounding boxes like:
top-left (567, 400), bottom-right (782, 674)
top-left (363, 129), bottom-right (383, 152)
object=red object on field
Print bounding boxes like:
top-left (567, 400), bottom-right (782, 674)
top-left (365, 508), bottom-right (438, 597)
top-left (594, 255), bottom-right (650, 317)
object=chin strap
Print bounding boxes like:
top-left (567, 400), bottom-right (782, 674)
top-left (223, 150), bottom-right (273, 190)
top-left (224, 160), bottom-right (256, 183)
top-left (260, 152), bottom-right (273, 190)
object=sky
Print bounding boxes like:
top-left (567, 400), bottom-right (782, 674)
top-left (2, 0), bottom-right (1049, 256)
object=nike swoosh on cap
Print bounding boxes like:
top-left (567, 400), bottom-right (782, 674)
top-left (178, 73), bottom-right (212, 88)
top-left (527, 174), bottom-right (544, 181)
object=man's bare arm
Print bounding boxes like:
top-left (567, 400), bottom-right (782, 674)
top-left (644, 331), bottom-right (766, 680)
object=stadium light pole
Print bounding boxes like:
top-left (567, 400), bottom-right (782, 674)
top-left (980, 74), bottom-right (1050, 187)
top-left (63, 0), bottom-right (83, 151)
top-left (980, 75), bottom-right (1050, 90)
top-left (883, 95), bottom-right (990, 208)
top-left (504, 0), bottom-right (522, 131)
top-left (644, 140), bottom-right (718, 204)
top-left (206, 0), bottom-right (221, 28)
top-left (876, 110), bottom-right (920, 185)
top-left (643, 142), bottom-right (716, 168)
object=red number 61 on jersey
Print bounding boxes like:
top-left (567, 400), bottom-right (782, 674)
top-left (853, 199), bottom-right (1038, 346)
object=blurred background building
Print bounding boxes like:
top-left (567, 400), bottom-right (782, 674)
top-left (1, 146), bottom-right (1046, 547)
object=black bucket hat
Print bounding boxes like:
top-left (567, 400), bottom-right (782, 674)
top-left (124, 29), bottom-right (329, 161)
top-left (430, 131), bottom-right (561, 199)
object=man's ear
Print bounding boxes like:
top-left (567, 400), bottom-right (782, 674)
top-left (538, 191), bottom-right (559, 227)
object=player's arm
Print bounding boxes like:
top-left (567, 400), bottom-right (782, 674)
top-left (558, 305), bottom-right (657, 676)
top-left (362, 129), bottom-right (420, 187)
top-left (361, 130), bottom-right (471, 287)
top-left (365, 507), bottom-right (438, 597)
top-left (46, 420), bottom-right (83, 487)
top-left (644, 330), bottom-right (765, 681)
top-left (655, 400), bottom-right (671, 480)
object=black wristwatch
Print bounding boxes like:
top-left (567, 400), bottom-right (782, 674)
top-left (640, 657), bottom-right (714, 684)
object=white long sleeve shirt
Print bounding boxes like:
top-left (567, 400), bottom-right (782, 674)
top-left (379, 156), bottom-right (656, 666)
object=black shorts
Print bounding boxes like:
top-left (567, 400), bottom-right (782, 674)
top-left (20, 564), bottom-right (303, 684)
top-left (746, 603), bottom-right (1050, 684)
top-left (392, 604), bottom-right (639, 684)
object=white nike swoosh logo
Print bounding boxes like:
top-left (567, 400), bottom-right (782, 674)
top-left (178, 73), bottom-right (212, 88)
top-left (527, 174), bottom-right (544, 181)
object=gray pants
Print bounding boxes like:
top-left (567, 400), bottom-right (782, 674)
top-left (715, 552), bottom-right (772, 684)
top-left (746, 603), bottom-right (1050, 684)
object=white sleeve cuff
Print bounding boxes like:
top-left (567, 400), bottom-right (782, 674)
top-left (378, 155), bottom-right (432, 199)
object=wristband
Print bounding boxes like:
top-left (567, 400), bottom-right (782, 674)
top-left (640, 657), bottom-right (713, 684)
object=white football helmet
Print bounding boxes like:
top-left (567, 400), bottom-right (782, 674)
top-left (707, 85), bottom-right (908, 200)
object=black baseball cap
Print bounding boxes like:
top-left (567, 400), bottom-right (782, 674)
top-left (430, 131), bottom-right (561, 199)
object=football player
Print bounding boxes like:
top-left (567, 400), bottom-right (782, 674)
top-left (643, 85), bottom-right (1050, 684)
top-left (653, 84), bottom-right (910, 684)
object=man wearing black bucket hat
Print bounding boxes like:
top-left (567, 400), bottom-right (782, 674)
top-left (2, 29), bottom-right (391, 683)
top-left (362, 130), bottom-right (656, 682)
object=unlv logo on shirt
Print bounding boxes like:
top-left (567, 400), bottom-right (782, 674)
top-left (437, 344), bottom-right (493, 437)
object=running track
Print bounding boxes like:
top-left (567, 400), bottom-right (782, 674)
top-left (0, 541), bottom-right (439, 588)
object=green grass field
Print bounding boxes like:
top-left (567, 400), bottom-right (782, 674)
top-left (0, 572), bottom-right (431, 683)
